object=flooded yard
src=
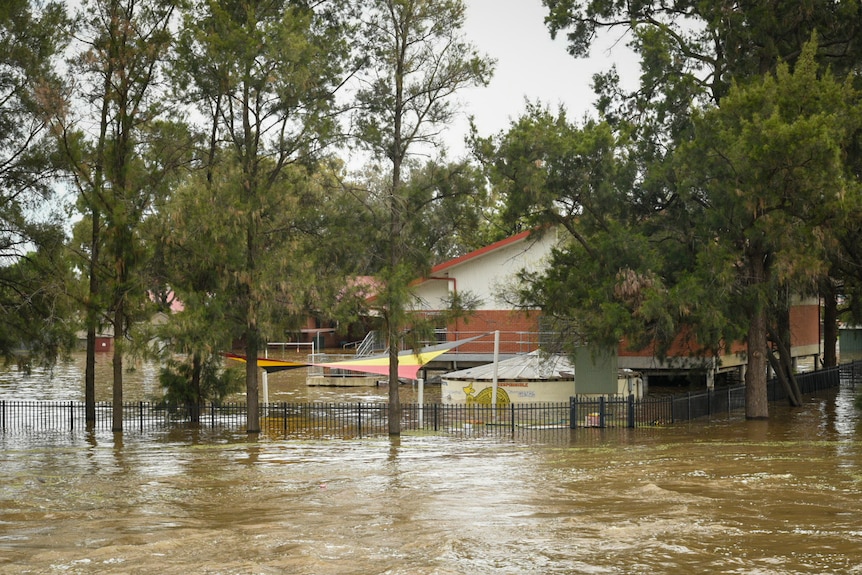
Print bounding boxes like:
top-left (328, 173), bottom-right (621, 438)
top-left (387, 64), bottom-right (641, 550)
top-left (1, 354), bottom-right (861, 574)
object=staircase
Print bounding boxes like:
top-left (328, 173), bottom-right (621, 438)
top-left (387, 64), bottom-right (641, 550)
top-left (356, 330), bottom-right (387, 357)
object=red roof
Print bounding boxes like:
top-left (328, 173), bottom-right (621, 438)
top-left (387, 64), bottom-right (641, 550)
top-left (428, 229), bottom-right (532, 275)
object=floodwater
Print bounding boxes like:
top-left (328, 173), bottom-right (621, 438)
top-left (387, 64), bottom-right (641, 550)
top-left (1, 357), bottom-right (862, 574)
top-left (0, 350), bottom-right (439, 404)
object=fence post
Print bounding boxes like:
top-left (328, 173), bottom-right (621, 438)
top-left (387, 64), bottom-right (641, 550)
top-left (283, 402), bottom-right (288, 434)
top-left (434, 403), bottom-right (438, 432)
top-left (569, 397), bottom-right (577, 429)
top-left (69, 401), bottom-right (74, 432)
top-left (627, 394), bottom-right (635, 428)
top-left (1, 400), bottom-right (4, 431)
top-left (510, 402), bottom-right (515, 435)
top-left (357, 402), bottom-right (362, 438)
top-left (599, 396), bottom-right (606, 428)
top-left (139, 401), bottom-right (144, 432)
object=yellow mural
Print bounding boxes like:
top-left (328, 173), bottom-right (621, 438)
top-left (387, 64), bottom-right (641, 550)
top-left (462, 383), bottom-right (511, 406)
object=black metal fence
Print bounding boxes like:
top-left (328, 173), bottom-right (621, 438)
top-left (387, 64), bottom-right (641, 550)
top-left (1, 362), bottom-right (857, 439)
top-left (0, 400), bottom-right (573, 440)
top-left (570, 363), bottom-right (855, 428)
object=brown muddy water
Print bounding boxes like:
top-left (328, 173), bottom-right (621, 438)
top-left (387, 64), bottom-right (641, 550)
top-left (0, 350), bottom-right (439, 404)
top-left (1, 355), bottom-right (862, 574)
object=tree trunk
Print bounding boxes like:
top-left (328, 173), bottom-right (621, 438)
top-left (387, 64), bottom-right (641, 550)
top-left (767, 346), bottom-right (802, 406)
top-left (777, 304), bottom-right (803, 405)
top-left (822, 283), bottom-right (838, 367)
top-left (745, 245), bottom-right (770, 419)
top-left (84, 209), bottom-right (104, 431)
top-left (85, 325), bottom-right (96, 428)
top-left (745, 305), bottom-right (770, 419)
top-left (190, 352), bottom-right (202, 424)
top-left (245, 325), bottom-right (260, 433)
top-left (766, 305), bottom-right (803, 406)
top-left (85, 209), bottom-right (99, 428)
top-left (111, 305), bottom-right (124, 432)
top-left (386, 176), bottom-right (402, 435)
top-left (388, 314), bottom-right (401, 435)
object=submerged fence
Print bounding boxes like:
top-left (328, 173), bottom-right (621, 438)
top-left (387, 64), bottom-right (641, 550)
top-left (1, 362), bottom-right (858, 439)
top-left (570, 363), bottom-right (853, 429)
top-left (0, 400), bottom-right (572, 439)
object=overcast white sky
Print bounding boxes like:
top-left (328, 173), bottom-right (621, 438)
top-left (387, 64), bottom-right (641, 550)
top-left (445, 0), bottom-right (638, 157)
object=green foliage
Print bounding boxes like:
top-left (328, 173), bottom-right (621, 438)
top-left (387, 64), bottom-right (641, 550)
top-left (536, 3), bottom-right (862, 417)
top-left (675, 39), bottom-right (860, 308)
top-left (0, 246), bottom-right (79, 363)
top-left (477, 104), bottom-right (687, 354)
top-left (353, 0), bottom-right (494, 162)
top-left (160, 160), bottom-right (330, 346)
top-left (169, 0), bottom-right (353, 431)
top-left (0, 0), bottom-right (73, 360)
top-left (544, 0), bottom-right (862, 106)
top-left (480, 37), bottom-right (861, 377)
top-left (350, 0), bottom-right (495, 423)
top-left (474, 103), bottom-right (633, 235)
top-left (159, 353), bottom-right (243, 407)
top-left (344, 160), bottom-right (493, 275)
top-left (401, 161), bottom-right (493, 263)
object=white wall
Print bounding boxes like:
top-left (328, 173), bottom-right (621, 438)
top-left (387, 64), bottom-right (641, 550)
top-left (413, 230), bottom-right (560, 311)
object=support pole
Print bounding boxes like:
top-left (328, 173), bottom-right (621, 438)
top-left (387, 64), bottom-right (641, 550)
top-left (491, 330), bottom-right (500, 406)
top-left (418, 377), bottom-right (424, 427)
top-left (262, 346), bottom-right (269, 406)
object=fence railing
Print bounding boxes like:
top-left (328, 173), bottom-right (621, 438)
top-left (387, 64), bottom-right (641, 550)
top-left (0, 400), bottom-right (573, 439)
top-left (1, 362), bottom-right (857, 438)
top-left (570, 364), bottom-right (854, 428)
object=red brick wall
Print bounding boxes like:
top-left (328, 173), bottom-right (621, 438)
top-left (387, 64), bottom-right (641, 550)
top-left (790, 303), bottom-right (820, 347)
top-left (618, 304), bottom-right (819, 358)
top-left (435, 303), bottom-right (820, 359)
top-left (439, 309), bottom-right (542, 354)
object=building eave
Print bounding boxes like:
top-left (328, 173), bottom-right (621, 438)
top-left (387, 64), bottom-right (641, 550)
top-left (411, 230), bottom-right (534, 289)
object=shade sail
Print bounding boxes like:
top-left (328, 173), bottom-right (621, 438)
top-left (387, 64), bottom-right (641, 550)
top-left (315, 334), bottom-right (486, 380)
top-left (222, 353), bottom-right (308, 374)
top-left (224, 334), bottom-right (486, 378)
top-left (315, 348), bottom-right (445, 380)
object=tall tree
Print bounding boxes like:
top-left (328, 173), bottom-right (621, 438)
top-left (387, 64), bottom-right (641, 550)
top-left (55, 0), bottom-right (176, 430)
top-left (474, 105), bottom-right (661, 357)
top-left (346, 159), bottom-right (493, 271)
top-left (673, 45), bottom-right (860, 416)
top-left (544, 0), bottom-right (862, 105)
top-left (352, 0), bottom-right (493, 435)
top-left (488, 39), bottom-right (860, 419)
top-left (0, 0), bottom-right (72, 360)
top-left (536, 1), bottom-right (862, 417)
top-left (172, 0), bottom-right (350, 433)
